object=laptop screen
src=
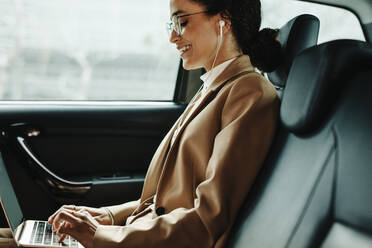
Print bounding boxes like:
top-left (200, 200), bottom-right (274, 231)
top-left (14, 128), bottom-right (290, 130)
top-left (0, 152), bottom-right (24, 232)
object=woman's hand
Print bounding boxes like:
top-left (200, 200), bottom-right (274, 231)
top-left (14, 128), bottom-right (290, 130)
top-left (49, 208), bottom-right (99, 248)
top-left (47, 205), bottom-right (113, 247)
top-left (48, 205), bottom-right (113, 226)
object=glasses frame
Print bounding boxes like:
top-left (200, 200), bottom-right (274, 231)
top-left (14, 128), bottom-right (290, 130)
top-left (166, 11), bottom-right (208, 37)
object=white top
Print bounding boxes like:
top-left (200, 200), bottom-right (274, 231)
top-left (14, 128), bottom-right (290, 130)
top-left (171, 57), bottom-right (238, 145)
top-left (200, 57), bottom-right (237, 95)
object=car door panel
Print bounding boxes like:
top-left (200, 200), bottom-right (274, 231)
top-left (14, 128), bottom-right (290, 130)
top-left (0, 102), bottom-right (184, 220)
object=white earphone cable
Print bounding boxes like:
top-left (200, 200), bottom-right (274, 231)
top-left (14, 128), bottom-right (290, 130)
top-left (204, 21), bottom-right (224, 84)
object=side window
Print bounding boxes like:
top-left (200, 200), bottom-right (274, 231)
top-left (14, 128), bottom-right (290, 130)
top-left (0, 1), bottom-right (179, 101)
top-left (261, 0), bottom-right (365, 43)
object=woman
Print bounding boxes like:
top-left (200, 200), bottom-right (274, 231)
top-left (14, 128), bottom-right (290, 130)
top-left (0, 0), bottom-right (281, 247)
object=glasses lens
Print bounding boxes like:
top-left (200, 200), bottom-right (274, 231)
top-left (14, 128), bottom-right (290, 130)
top-left (172, 16), bottom-right (182, 36)
top-left (173, 16), bottom-right (181, 36)
top-left (166, 22), bottom-right (173, 36)
top-left (166, 16), bottom-right (183, 37)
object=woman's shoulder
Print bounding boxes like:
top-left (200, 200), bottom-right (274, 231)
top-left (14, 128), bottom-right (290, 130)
top-left (227, 71), bottom-right (278, 101)
top-left (219, 71), bottom-right (280, 126)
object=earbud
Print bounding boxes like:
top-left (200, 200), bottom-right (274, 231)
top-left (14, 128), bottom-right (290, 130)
top-left (219, 20), bottom-right (225, 37)
top-left (219, 20), bottom-right (225, 28)
top-left (218, 20), bottom-right (225, 38)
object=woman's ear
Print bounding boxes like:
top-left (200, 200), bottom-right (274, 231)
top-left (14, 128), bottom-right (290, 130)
top-left (220, 20), bottom-right (232, 36)
top-left (215, 14), bottom-right (231, 36)
top-left (217, 14), bottom-right (231, 32)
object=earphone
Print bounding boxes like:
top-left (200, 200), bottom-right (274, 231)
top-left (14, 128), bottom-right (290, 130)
top-left (218, 20), bottom-right (225, 44)
top-left (219, 20), bottom-right (225, 36)
top-left (203, 20), bottom-right (226, 83)
top-left (212, 20), bottom-right (225, 68)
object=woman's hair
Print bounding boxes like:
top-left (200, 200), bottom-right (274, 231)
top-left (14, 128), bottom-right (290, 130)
top-left (190, 0), bottom-right (282, 72)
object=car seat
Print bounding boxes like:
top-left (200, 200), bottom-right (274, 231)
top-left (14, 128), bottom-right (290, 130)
top-left (228, 39), bottom-right (372, 247)
top-left (267, 14), bottom-right (320, 98)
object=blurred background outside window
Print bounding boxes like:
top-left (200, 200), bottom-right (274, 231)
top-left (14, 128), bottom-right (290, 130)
top-left (0, 0), bottom-right (179, 101)
top-left (0, 0), bottom-right (365, 101)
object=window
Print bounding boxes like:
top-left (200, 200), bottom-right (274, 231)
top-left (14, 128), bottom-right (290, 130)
top-left (0, 0), bottom-right (179, 101)
top-left (261, 0), bottom-right (365, 44)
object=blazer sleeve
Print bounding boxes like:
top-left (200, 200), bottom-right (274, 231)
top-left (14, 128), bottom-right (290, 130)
top-left (104, 200), bottom-right (140, 225)
top-left (93, 77), bottom-right (280, 248)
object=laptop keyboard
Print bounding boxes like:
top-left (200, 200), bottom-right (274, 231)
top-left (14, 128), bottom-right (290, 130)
top-left (30, 221), bottom-right (79, 247)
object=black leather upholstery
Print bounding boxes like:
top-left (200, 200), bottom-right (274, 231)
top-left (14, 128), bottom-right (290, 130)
top-left (228, 40), bottom-right (372, 247)
top-left (281, 40), bottom-right (372, 134)
top-left (268, 14), bottom-right (320, 88)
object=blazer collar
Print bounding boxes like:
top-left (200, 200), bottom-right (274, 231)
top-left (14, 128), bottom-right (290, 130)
top-left (209, 55), bottom-right (254, 93)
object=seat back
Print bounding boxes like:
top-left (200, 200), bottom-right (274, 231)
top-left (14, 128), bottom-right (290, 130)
top-left (288, 40), bottom-right (372, 248)
top-left (228, 39), bottom-right (372, 247)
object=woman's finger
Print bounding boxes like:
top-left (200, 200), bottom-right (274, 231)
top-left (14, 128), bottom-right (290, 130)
top-left (58, 233), bottom-right (67, 243)
top-left (59, 210), bottom-right (81, 226)
top-left (56, 216), bottom-right (75, 243)
top-left (58, 210), bottom-right (96, 245)
top-left (50, 208), bottom-right (75, 232)
top-left (52, 210), bottom-right (81, 233)
top-left (55, 210), bottom-right (82, 242)
top-left (57, 221), bottom-right (73, 243)
top-left (72, 210), bottom-right (91, 221)
top-left (48, 206), bottom-right (64, 224)
top-left (48, 205), bottom-right (80, 224)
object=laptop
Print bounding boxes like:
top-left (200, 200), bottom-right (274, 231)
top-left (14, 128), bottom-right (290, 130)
top-left (0, 153), bottom-right (83, 247)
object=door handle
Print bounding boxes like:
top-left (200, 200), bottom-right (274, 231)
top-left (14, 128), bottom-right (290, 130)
top-left (4, 123), bottom-right (92, 198)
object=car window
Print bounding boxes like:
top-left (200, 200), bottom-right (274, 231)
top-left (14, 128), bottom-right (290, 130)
top-left (261, 0), bottom-right (365, 43)
top-left (0, 0), bottom-right (179, 101)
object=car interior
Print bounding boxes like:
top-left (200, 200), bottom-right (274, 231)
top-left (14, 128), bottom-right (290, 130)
top-left (0, 0), bottom-right (372, 247)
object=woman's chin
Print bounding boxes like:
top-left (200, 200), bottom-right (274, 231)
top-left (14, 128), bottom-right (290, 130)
top-left (182, 61), bottom-right (192, 70)
top-left (182, 58), bottom-right (201, 71)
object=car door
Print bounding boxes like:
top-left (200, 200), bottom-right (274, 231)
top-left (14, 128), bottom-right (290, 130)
top-left (0, 0), bottom-right (202, 223)
top-left (0, 99), bottom-right (184, 220)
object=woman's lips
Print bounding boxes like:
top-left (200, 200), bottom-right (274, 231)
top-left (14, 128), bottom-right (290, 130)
top-left (179, 45), bottom-right (191, 57)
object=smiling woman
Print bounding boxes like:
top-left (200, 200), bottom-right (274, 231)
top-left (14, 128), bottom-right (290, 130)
top-left (0, 0), bottom-right (281, 247)
top-left (43, 0), bottom-right (282, 247)
top-left (1, 0), bottom-right (371, 247)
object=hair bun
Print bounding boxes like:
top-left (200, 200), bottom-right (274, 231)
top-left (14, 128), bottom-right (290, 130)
top-left (248, 28), bottom-right (282, 72)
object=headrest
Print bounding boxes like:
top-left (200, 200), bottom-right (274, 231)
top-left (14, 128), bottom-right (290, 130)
top-left (281, 40), bottom-right (372, 134)
top-left (268, 14), bottom-right (320, 88)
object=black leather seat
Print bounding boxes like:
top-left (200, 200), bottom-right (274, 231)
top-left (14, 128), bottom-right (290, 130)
top-left (267, 14), bottom-right (320, 98)
top-left (228, 40), bottom-right (372, 247)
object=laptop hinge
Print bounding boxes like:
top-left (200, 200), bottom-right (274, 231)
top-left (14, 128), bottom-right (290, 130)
top-left (14, 220), bottom-right (25, 243)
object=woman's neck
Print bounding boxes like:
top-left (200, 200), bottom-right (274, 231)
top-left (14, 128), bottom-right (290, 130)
top-left (204, 32), bottom-right (242, 72)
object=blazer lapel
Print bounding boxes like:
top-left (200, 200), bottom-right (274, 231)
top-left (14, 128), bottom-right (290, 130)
top-left (154, 56), bottom-right (255, 194)
top-left (139, 115), bottom-right (182, 202)
top-left (140, 55), bottom-right (255, 204)
top-left (168, 55), bottom-right (255, 147)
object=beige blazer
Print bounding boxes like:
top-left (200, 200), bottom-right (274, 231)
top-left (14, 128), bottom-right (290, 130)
top-left (94, 55), bottom-right (280, 247)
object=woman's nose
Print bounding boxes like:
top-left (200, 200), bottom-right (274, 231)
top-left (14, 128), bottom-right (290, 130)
top-left (169, 30), bottom-right (180, 43)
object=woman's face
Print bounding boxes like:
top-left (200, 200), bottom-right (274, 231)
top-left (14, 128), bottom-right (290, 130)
top-left (169, 0), bottom-right (219, 71)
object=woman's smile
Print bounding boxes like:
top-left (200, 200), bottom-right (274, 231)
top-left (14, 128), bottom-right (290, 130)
top-left (178, 44), bottom-right (192, 57)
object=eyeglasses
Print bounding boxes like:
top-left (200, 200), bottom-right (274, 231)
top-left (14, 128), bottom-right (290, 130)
top-left (166, 11), bottom-right (207, 37)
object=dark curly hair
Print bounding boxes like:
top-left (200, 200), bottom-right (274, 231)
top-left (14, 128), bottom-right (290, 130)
top-left (190, 0), bottom-right (282, 72)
